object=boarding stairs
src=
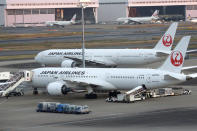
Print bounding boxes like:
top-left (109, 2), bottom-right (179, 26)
top-left (0, 71), bottom-right (32, 97)
top-left (126, 85), bottom-right (146, 96)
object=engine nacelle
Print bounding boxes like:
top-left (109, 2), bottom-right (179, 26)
top-left (47, 82), bottom-right (71, 95)
top-left (61, 60), bottom-right (77, 67)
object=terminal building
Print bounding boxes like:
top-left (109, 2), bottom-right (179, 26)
top-left (0, 0), bottom-right (99, 27)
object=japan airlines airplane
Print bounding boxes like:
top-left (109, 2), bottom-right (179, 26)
top-left (116, 10), bottom-right (159, 24)
top-left (31, 36), bottom-right (197, 99)
top-left (190, 18), bottom-right (197, 23)
top-left (35, 22), bottom-right (178, 68)
top-left (45, 14), bottom-right (76, 27)
top-left (187, 15), bottom-right (197, 23)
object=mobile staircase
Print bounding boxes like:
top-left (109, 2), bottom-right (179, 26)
top-left (0, 70), bottom-right (32, 97)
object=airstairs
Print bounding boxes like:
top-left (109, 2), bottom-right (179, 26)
top-left (0, 70), bottom-right (32, 97)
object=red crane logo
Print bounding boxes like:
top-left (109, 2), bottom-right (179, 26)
top-left (171, 51), bottom-right (183, 67)
top-left (162, 34), bottom-right (172, 47)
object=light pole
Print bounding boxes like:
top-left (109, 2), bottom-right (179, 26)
top-left (79, 0), bottom-right (90, 68)
top-left (81, 3), bottom-right (86, 68)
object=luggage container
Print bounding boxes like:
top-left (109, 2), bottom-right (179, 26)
top-left (67, 105), bottom-right (77, 114)
top-left (57, 104), bottom-right (70, 113)
top-left (36, 102), bottom-right (60, 112)
top-left (36, 102), bottom-right (91, 114)
top-left (75, 105), bottom-right (90, 114)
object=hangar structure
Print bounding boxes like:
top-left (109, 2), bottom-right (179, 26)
top-left (98, 0), bottom-right (197, 22)
top-left (98, 0), bottom-right (128, 22)
top-left (0, 0), bottom-right (99, 27)
top-left (128, 0), bottom-right (197, 21)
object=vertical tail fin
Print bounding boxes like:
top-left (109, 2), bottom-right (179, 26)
top-left (71, 14), bottom-right (76, 23)
top-left (159, 36), bottom-right (191, 73)
top-left (151, 10), bottom-right (159, 18)
top-left (154, 22), bottom-right (178, 52)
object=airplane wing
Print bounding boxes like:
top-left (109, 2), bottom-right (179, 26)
top-left (186, 73), bottom-right (197, 79)
top-left (64, 56), bottom-right (116, 67)
top-left (63, 79), bottom-right (117, 90)
top-left (156, 49), bottom-right (196, 58)
top-left (182, 66), bottom-right (197, 71)
top-left (127, 19), bottom-right (142, 24)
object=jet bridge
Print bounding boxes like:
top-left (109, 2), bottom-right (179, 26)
top-left (0, 70), bottom-right (32, 97)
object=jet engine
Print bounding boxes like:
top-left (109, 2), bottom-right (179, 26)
top-left (47, 82), bottom-right (71, 95)
top-left (61, 60), bottom-right (77, 67)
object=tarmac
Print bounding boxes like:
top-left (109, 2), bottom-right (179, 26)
top-left (0, 23), bottom-right (197, 131)
top-left (0, 86), bottom-right (197, 131)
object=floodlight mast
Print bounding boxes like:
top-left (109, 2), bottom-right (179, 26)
top-left (79, 0), bottom-right (90, 68)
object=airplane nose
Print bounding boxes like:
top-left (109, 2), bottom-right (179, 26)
top-left (35, 53), bottom-right (42, 63)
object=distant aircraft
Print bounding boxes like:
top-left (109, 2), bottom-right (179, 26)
top-left (31, 36), bottom-right (197, 99)
top-left (187, 14), bottom-right (197, 23)
top-left (45, 14), bottom-right (76, 27)
top-left (116, 10), bottom-right (159, 24)
top-left (35, 22), bottom-right (178, 68)
top-left (190, 19), bottom-right (197, 23)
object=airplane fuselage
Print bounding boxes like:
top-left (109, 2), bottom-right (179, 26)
top-left (45, 21), bottom-right (72, 26)
top-left (35, 49), bottom-right (164, 67)
top-left (116, 16), bottom-right (157, 24)
top-left (31, 67), bottom-right (186, 90)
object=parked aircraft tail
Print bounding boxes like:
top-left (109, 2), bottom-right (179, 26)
top-left (151, 10), bottom-right (159, 18)
top-left (154, 22), bottom-right (178, 53)
top-left (159, 36), bottom-right (191, 73)
top-left (71, 14), bottom-right (77, 23)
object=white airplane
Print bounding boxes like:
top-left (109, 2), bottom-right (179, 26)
top-left (31, 36), bottom-right (197, 99)
top-left (35, 22), bottom-right (178, 68)
top-left (189, 18), bottom-right (197, 23)
top-left (45, 14), bottom-right (76, 27)
top-left (187, 14), bottom-right (197, 23)
top-left (116, 10), bottom-right (159, 24)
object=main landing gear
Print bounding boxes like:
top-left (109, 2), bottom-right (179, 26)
top-left (85, 86), bottom-right (97, 99)
top-left (108, 90), bottom-right (121, 98)
top-left (33, 88), bottom-right (38, 95)
top-left (85, 93), bottom-right (97, 99)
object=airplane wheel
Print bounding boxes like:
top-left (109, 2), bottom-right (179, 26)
top-left (109, 91), bottom-right (121, 98)
top-left (33, 88), bottom-right (38, 95)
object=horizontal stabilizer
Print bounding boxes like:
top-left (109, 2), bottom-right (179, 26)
top-left (186, 49), bottom-right (197, 54)
top-left (182, 66), bottom-right (197, 71)
top-left (186, 73), bottom-right (197, 79)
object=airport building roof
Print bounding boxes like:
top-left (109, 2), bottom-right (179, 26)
top-left (1, 0), bottom-right (99, 9)
top-left (128, 0), bottom-right (197, 6)
top-left (99, 0), bottom-right (128, 4)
